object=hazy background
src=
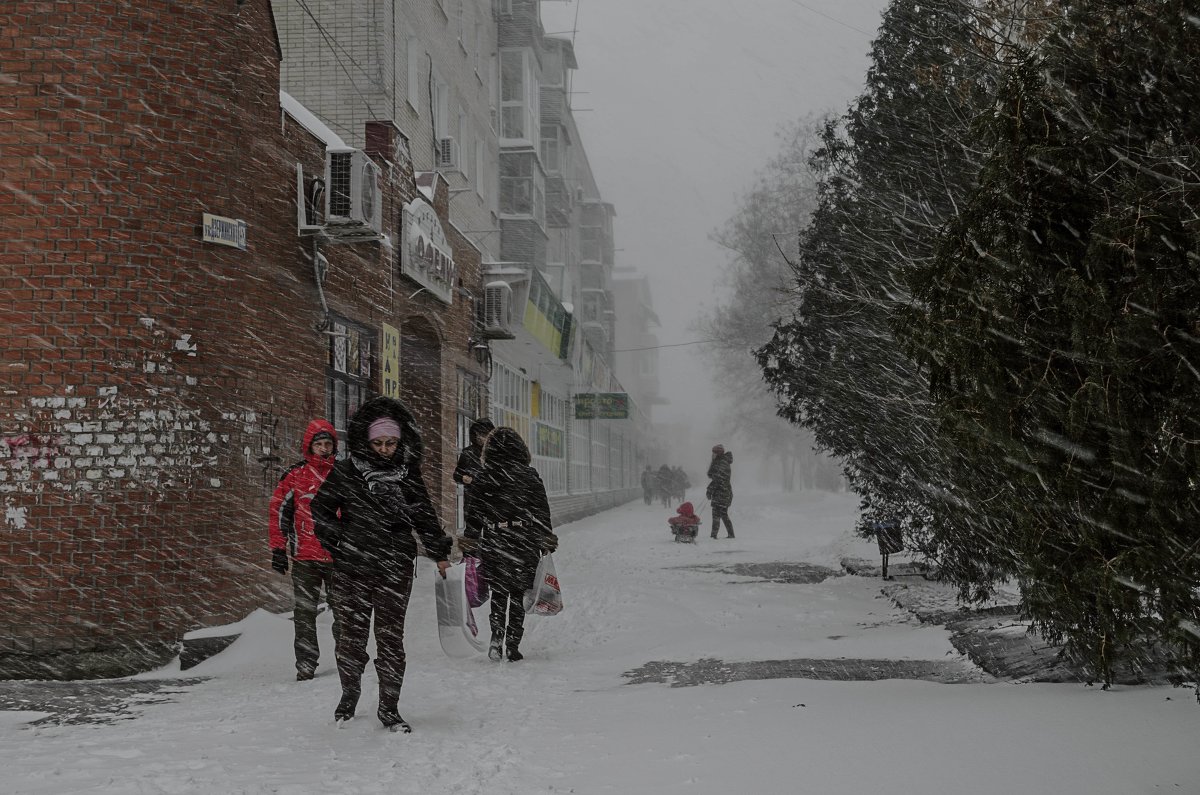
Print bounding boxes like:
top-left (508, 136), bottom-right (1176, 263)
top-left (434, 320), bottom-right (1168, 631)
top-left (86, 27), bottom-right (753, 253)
top-left (540, 0), bottom-right (892, 476)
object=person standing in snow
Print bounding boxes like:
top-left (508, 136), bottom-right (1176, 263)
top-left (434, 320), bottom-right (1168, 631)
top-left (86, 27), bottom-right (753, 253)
top-left (706, 445), bottom-right (735, 539)
top-left (453, 417), bottom-right (495, 547)
top-left (656, 463), bottom-right (675, 508)
top-left (461, 427), bottom-right (558, 662)
top-left (311, 396), bottom-right (451, 732)
top-left (640, 465), bottom-right (656, 506)
top-left (267, 418), bottom-right (340, 681)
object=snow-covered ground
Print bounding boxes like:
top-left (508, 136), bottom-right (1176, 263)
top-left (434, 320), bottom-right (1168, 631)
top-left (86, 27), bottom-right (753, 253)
top-left (3, 489), bottom-right (1198, 794)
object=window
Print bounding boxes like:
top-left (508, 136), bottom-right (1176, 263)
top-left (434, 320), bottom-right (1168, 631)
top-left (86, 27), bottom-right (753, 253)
top-left (540, 126), bottom-right (561, 174)
top-left (500, 153), bottom-right (545, 226)
top-left (500, 48), bottom-right (537, 143)
top-left (476, 139), bottom-right (486, 199)
top-left (432, 73), bottom-right (450, 140)
top-left (326, 318), bottom-right (374, 452)
top-left (407, 38), bottom-right (421, 112)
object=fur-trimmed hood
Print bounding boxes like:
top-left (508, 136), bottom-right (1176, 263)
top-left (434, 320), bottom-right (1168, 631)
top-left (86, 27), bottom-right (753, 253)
top-left (346, 396), bottom-right (423, 467)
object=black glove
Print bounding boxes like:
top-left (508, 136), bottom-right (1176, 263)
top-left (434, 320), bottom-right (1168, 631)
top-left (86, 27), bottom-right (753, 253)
top-left (543, 533), bottom-right (559, 554)
top-left (271, 548), bottom-right (289, 574)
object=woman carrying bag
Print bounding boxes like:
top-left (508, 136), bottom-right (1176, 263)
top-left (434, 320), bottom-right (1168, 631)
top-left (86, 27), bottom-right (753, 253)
top-left (311, 396), bottom-right (451, 731)
top-left (461, 428), bottom-right (558, 662)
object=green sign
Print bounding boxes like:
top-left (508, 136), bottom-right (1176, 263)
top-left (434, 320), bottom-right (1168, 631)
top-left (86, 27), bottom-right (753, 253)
top-left (574, 392), bottom-right (629, 420)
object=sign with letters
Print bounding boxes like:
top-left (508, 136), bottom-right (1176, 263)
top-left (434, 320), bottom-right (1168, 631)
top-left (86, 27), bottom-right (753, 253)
top-left (381, 323), bottom-right (400, 398)
top-left (201, 213), bottom-right (247, 250)
top-left (574, 392), bottom-right (629, 420)
top-left (400, 198), bottom-right (456, 304)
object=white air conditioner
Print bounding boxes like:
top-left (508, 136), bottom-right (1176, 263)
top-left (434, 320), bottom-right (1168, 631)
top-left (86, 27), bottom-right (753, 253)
top-left (436, 136), bottom-right (458, 170)
top-left (324, 149), bottom-right (383, 237)
top-left (482, 281), bottom-right (514, 338)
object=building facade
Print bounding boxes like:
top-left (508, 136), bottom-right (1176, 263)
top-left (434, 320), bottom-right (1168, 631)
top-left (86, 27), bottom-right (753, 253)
top-left (0, 0), bottom-right (482, 678)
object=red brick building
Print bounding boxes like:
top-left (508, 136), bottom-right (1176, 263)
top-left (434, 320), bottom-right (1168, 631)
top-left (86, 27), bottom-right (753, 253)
top-left (0, 1), bottom-right (484, 677)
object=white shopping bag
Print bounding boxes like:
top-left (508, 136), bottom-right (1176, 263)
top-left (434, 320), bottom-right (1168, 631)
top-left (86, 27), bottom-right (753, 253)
top-left (523, 553), bottom-right (563, 616)
top-left (435, 562), bottom-right (487, 657)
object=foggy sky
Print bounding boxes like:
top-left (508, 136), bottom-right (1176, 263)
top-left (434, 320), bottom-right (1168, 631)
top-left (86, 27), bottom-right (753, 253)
top-left (540, 0), bottom-right (890, 467)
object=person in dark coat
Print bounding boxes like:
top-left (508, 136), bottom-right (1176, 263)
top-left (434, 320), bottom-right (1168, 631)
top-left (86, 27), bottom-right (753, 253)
top-left (656, 464), bottom-right (674, 508)
top-left (311, 396), bottom-right (452, 732)
top-left (267, 418), bottom-right (340, 681)
top-left (640, 465), bottom-right (655, 506)
top-left (706, 444), bottom-right (735, 539)
top-left (453, 417), bottom-right (495, 544)
top-left (461, 427), bottom-right (558, 662)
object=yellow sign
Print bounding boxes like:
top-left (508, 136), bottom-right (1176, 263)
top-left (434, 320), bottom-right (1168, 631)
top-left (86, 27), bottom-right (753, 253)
top-left (382, 323), bottom-right (400, 398)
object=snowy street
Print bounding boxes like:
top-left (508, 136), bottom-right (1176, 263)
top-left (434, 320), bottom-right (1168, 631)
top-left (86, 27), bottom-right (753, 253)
top-left (2, 490), bottom-right (1198, 794)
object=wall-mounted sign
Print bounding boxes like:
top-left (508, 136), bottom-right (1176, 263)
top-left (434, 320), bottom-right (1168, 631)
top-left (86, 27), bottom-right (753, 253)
top-left (201, 213), bottom-right (247, 250)
top-left (400, 198), bottom-right (455, 304)
top-left (574, 392), bottom-right (629, 420)
top-left (381, 322), bottom-right (400, 398)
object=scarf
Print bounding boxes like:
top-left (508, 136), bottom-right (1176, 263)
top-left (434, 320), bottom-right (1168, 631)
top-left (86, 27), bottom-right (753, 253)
top-left (351, 454), bottom-right (409, 515)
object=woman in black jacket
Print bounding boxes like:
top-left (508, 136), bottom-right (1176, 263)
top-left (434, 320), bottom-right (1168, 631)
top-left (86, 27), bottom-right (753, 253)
top-left (312, 396), bottom-right (451, 731)
top-left (462, 428), bottom-right (558, 662)
top-left (452, 417), bottom-right (495, 544)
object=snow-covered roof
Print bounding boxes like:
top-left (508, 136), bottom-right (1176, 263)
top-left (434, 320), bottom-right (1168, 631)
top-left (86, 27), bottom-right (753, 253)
top-left (279, 90), bottom-right (349, 151)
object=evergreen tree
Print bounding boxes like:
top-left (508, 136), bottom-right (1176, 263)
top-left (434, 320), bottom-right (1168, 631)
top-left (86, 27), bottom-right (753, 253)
top-left (899, 1), bottom-right (1200, 683)
top-left (757, 0), bottom-right (1004, 583)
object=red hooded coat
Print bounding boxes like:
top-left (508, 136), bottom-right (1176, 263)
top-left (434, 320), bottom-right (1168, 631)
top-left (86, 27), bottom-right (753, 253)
top-left (268, 419), bottom-right (338, 562)
top-left (668, 501), bottom-right (701, 528)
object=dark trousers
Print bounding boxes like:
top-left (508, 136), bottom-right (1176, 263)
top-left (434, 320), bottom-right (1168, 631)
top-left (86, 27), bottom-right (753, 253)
top-left (643, 487), bottom-right (653, 505)
top-left (711, 505), bottom-right (734, 538)
top-left (291, 559), bottom-right (338, 674)
top-left (331, 562), bottom-right (414, 695)
top-left (488, 590), bottom-right (526, 653)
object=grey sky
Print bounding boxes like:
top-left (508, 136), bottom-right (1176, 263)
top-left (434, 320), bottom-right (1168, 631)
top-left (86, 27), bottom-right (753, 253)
top-left (540, 0), bottom-right (890, 460)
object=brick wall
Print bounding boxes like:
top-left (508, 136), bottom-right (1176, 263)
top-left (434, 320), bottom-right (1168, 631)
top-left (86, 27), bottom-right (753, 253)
top-left (0, 1), bottom-right (484, 678)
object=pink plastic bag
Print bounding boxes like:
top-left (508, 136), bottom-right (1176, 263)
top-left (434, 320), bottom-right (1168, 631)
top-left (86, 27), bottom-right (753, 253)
top-left (465, 555), bottom-right (488, 609)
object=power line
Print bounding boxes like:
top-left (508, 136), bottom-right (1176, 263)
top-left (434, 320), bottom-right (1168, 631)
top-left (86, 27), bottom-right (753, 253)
top-left (292, 0), bottom-right (384, 120)
top-left (784, 0), bottom-right (873, 36)
top-left (611, 339), bottom-right (716, 353)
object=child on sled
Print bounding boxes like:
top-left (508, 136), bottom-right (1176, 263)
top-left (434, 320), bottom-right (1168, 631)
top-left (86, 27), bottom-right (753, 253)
top-left (668, 501), bottom-right (702, 543)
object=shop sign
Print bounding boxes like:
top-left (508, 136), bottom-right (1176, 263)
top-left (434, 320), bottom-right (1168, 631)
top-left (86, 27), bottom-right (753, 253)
top-left (400, 198), bottom-right (455, 304)
top-left (381, 322), bottom-right (400, 398)
top-left (201, 212), bottom-right (247, 250)
top-left (574, 392), bottom-right (629, 420)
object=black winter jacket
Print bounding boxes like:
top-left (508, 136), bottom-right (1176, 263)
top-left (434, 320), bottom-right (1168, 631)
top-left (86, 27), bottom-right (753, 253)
top-left (312, 397), bottom-right (451, 574)
top-left (464, 462), bottom-right (556, 595)
top-left (706, 452), bottom-right (733, 508)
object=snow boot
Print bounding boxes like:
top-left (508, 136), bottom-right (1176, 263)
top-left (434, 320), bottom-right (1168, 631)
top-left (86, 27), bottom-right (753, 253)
top-left (334, 688), bottom-right (360, 723)
top-left (488, 639), bottom-right (503, 662)
top-left (296, 668), bottom-right (315, 682)
top-left (377, 688), bottom-right (411, 733)
top-left (506, 646), bottom-right (523, 662)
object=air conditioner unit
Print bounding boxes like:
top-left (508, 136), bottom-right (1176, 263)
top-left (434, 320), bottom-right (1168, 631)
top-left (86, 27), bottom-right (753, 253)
top-left (436, 136), bottom-right (458, 170)
top-left (482, 281), bottom-right (515, 339)
top-left (324, 149), bottom-right (383, 237)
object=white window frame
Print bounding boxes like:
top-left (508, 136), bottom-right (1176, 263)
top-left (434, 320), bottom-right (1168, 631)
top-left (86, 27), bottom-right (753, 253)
top-left (407, 38), bottom-right (421, 113)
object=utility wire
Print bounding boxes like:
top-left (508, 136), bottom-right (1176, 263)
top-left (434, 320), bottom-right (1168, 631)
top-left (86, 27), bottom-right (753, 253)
top-left (292, 0), bottom-right (384, 120)
top-left (784, 0), bottom-right (873, 36)
top-left (611, 339), bottom-right (716, 353)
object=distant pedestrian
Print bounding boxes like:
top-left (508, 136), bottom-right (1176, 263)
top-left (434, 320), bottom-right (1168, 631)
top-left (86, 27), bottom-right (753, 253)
top-left (672, 466), bottom-right (690, 503)
top-left (462, 428), bottom-right (559, 662)
top-left (656, 464), bottom-right (674, 508)
top-left (267, 418), bottom-right (340, 681)
top-left (312, 397), bottom-right (451, 732)
top-left (453, 417), bottom-right (495, 546)
top-left (706, 445), bottom-right (734, 539)
top-left (641, 465), bottom-right (656, 506)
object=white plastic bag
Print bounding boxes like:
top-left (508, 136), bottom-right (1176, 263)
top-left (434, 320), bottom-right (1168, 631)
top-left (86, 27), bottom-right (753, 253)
top-left (435, 562), bottom-right (487, 657)
top-left (523, 553), bottom-right (563, 616)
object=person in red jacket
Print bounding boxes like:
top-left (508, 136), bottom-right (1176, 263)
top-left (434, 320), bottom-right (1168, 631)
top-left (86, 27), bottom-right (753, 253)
top-left (268, 418), bottom-right (340, 681)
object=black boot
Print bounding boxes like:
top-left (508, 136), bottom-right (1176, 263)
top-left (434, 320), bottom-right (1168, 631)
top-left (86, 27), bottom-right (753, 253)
top-left (488, 639), bottom-right (503, 661)
top-left (377, 687), bottom-right (411, 733)
top-left (506, 646), bottom-right (523, 662)
top-left (334, 689), bottom-right (360, 723)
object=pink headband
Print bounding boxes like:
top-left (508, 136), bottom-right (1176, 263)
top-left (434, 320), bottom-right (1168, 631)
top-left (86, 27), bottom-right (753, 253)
top-left (368, 417), bottom-right (402, 441)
